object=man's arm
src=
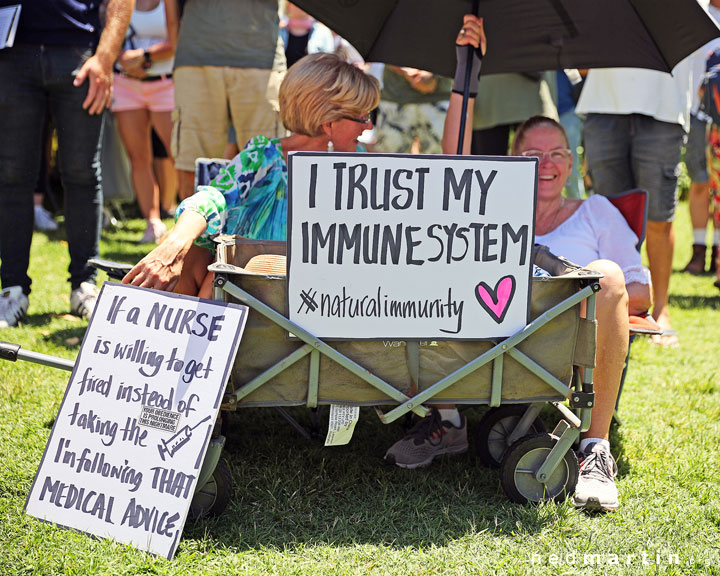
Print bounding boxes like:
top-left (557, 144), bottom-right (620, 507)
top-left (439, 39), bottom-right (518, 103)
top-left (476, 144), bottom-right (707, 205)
top-left (73, 0), bottom-right (135, 115)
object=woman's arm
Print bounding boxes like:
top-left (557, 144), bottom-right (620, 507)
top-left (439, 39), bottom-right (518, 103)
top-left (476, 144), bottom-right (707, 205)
top-left (122, 210), bottom-right (208, 290)
top-left (627, 281), bottom-right (652, 317)
top-left (117, 0), bottom-right (179, 78)
top-left (441, 14), bottom-right (486, 155)
top-left (591, 196), bottom-right (653, 315)
top-left (442, 92), bottom-right (475, 154)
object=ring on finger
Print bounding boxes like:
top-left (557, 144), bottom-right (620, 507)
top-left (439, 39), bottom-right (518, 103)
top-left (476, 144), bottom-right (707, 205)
top-left (460, 28), bottom-right (466, 36)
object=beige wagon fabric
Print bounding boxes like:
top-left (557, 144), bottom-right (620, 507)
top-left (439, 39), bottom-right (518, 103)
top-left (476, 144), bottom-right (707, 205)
top-left (219, 238), bottom-right (596, 407)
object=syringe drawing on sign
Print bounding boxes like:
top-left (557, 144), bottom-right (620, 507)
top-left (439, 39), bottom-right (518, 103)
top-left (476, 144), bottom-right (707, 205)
top-left (157, 415), bottom-right (211, 461)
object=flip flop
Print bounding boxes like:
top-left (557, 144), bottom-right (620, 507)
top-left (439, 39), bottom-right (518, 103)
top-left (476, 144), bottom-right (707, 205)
top-left (651, 329), bottom-right (679, 348)
top-left (629, 313), bottom-right (663, 335)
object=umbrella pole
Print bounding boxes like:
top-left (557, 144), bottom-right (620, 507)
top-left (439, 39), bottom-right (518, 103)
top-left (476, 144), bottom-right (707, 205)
top-left (456, 0), bottom-right (481, 155)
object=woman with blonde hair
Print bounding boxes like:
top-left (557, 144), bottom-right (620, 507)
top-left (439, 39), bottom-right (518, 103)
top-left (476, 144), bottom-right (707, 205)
top-left (123, 52), bottom-right (380, 295)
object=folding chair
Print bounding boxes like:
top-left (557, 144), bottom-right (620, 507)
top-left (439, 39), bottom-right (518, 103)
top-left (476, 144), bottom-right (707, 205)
top-left (606, 189), bottom-right (661, 414)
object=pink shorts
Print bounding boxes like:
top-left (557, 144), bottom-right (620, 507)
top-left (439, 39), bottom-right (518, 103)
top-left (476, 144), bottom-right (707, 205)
top-left (111, 73), bottom-right (175, 113)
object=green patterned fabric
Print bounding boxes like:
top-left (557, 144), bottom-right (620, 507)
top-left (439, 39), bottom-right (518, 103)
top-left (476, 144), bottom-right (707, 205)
top-left (176, 135), bottom-right (287, 249)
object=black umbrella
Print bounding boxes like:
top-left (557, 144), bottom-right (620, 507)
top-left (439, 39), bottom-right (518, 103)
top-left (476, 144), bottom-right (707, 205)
top-left (295, 0), bottom-right (720, 152)
top-left (294, 0), bottom-right (720, 77)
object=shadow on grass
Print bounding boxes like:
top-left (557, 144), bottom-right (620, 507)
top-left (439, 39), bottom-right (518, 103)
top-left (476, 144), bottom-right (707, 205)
top-left (668, 293), bottom-right (720, 310)
top-left (47, 326), bottom-right (87, 350)
top-left (609, 418), bottom-right (630, 479)
top-left (183, 407), bottom-right (583, 552)
top-left (100, 249), bottom-right (148, 266)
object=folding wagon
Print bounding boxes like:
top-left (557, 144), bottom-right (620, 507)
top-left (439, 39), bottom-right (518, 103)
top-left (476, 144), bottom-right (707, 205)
top-left (1, 240), bottom-right (601, 517)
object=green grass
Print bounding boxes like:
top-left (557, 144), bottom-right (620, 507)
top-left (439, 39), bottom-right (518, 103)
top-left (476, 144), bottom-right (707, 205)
top-left (1, 207), bottom-right (720, 575)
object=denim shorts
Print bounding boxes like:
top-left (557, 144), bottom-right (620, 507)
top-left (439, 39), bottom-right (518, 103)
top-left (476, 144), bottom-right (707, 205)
top-left (684, 113), bottom-right (709, 183)
top-left (583, 113), bottom-right (686, 222)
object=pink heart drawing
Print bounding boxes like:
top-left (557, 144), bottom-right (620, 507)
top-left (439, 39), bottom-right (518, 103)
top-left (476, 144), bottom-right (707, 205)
top-left (475, 275), bottom-right (516, 324)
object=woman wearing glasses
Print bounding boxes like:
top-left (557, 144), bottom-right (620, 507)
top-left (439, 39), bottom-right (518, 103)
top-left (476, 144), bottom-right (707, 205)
top-left (123, 52), bottom-right (379, 295)
top-left (386, 14), bottom-right (651, 513)
top-left (512, 115), bottom-right (652, 321)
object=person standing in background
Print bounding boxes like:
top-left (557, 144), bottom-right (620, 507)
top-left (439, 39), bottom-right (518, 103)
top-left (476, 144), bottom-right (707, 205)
top-left (682, 0), bottom-right (720, 275)
top-left (556, 69), bottom-right (586, 199)
top-left (172, 0), bottom-right (286, 201)
top-left (279, 3), bottom-right (334, 69)
top-left (0, 0), bottom-right (133, 328)
top-left (112, 0), bottom-right (179, 244)
top-left (470, 72), bottom-right (558, 156)
top-left (576, 57), bottom-right (696, 348)
top-left (374, 65), bottom-right (453, 155)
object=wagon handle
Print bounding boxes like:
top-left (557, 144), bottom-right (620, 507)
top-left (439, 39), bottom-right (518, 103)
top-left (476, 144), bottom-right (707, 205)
top-left (0, 341), bottom-right (20, 362)
top-left (0, 341), bottom-right (75, 371)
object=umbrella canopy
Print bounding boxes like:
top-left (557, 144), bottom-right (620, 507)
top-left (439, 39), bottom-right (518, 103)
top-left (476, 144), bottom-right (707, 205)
top-left (293, 0), bottom-right (720, 77)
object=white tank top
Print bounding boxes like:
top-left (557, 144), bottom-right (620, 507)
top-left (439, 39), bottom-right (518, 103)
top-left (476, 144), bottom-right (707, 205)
top-left (125, 1), bottom-right (174, 76)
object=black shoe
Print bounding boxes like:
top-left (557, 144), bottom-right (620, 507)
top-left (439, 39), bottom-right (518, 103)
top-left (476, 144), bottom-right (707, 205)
top-left (682, 244), bottom-right (706, 275)
top-left (710, 245), bottom-right (718, 274)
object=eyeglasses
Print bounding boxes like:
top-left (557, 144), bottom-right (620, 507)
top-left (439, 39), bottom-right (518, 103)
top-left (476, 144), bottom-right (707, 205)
top-left (344, 114), bottom-right (372, 125)
top-left (520, 148), bottom-right (572, 163)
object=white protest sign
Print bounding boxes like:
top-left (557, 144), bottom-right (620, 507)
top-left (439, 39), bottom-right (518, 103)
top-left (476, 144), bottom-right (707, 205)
top-left (25, 283), bottom-right (247, 559)
top-left (287, 153), bottom-right (537, 339)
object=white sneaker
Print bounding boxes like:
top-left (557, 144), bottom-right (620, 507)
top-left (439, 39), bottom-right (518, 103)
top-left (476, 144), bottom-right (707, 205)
top-left (572, 443), bottom-right (619, 511)
top-left (34, 204), bottom-right (58, 232)
top-left (139, 219), bottom-right (167, 244)
top-left (70, 282), bottom-right (100, 320)
top-left (0, 286), bottom-right (29, 328)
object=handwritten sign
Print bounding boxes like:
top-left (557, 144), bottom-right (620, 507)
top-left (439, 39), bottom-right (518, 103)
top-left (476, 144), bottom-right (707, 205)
top-left (25, 284), bottom-right (247, 559)
top-left (287, 153), bottom-right (537, 339)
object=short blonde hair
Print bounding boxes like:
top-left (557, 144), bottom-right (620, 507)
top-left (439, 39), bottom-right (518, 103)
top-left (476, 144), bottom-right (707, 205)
top-left (279, 53), bottom-right (380, 137)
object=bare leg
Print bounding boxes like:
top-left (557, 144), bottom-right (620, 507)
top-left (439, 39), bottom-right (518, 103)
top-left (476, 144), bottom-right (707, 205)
top-left (178, 169), bottom-right (195, 201)
top-left (646, 220), bottom-right (677, 346)
top-left (688, 181), bottom-right (710, 230)
top-left (115, 109), bottom-right (160, 221)
top-left (583, 260), bottom-right (629, 440)
top-left (154, 157), bottom-right (177, 213)
top-left (224, 141), bottom-right (240, 160)
top-left (149, 111), bottom-right (177, 213)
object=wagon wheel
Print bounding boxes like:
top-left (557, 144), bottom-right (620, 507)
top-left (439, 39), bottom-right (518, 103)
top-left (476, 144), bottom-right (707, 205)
top-left (499, 433), bottom-right (578, 505)
top-left (475, 405), bottom-right (546, 468)
top-left (189, 458), bottom-right (232, 519)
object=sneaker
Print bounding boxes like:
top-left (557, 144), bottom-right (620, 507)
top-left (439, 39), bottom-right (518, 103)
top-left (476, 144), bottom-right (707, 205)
top-left (139, 219), bottom-right (167, 244)
top-left (70, 282), bottom-right (100, 320)
top-left (0, 286), bottom-right (29, 328)
top-left (384, 408), bottom-right (468, 469)
top-left (34, 204), bottom-right (58, 232)
top-left (572, 443), bottom-right (619, 511)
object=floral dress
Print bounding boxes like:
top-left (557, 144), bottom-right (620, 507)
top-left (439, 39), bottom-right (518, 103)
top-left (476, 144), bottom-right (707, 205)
top-left (707, 124), bottom-right (720, 233)
top-left (176, 135), bottom-right (287, 249)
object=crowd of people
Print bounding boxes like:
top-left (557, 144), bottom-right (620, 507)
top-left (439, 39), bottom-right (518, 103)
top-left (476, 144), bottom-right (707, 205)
top-left (1, 0), bottom-right (720, 514)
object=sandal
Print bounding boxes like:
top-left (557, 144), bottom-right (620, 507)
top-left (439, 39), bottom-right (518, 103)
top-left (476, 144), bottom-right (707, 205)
top-left (651, 329), bottom-right (679, 348)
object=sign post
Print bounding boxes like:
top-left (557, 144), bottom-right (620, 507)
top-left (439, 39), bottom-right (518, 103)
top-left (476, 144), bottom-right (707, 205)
top-left (287, 153), bottom-right (537, 340)
top-left (25, 283), bottom-right (247, 559)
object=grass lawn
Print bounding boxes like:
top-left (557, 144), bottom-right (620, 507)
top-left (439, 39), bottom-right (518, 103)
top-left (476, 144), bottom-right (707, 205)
top-left (1, 208), bottom-right (719, 576)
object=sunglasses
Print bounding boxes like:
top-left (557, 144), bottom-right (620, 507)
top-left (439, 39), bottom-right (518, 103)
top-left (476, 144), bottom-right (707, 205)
top-left (343, 114), bottom-right (373, 125)
top-left (520, 148), bottom-right (572, 163)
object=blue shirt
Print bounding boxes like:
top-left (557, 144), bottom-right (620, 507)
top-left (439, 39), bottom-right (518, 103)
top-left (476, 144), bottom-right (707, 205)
top-left (556, 71), bottom-right (575, 115)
